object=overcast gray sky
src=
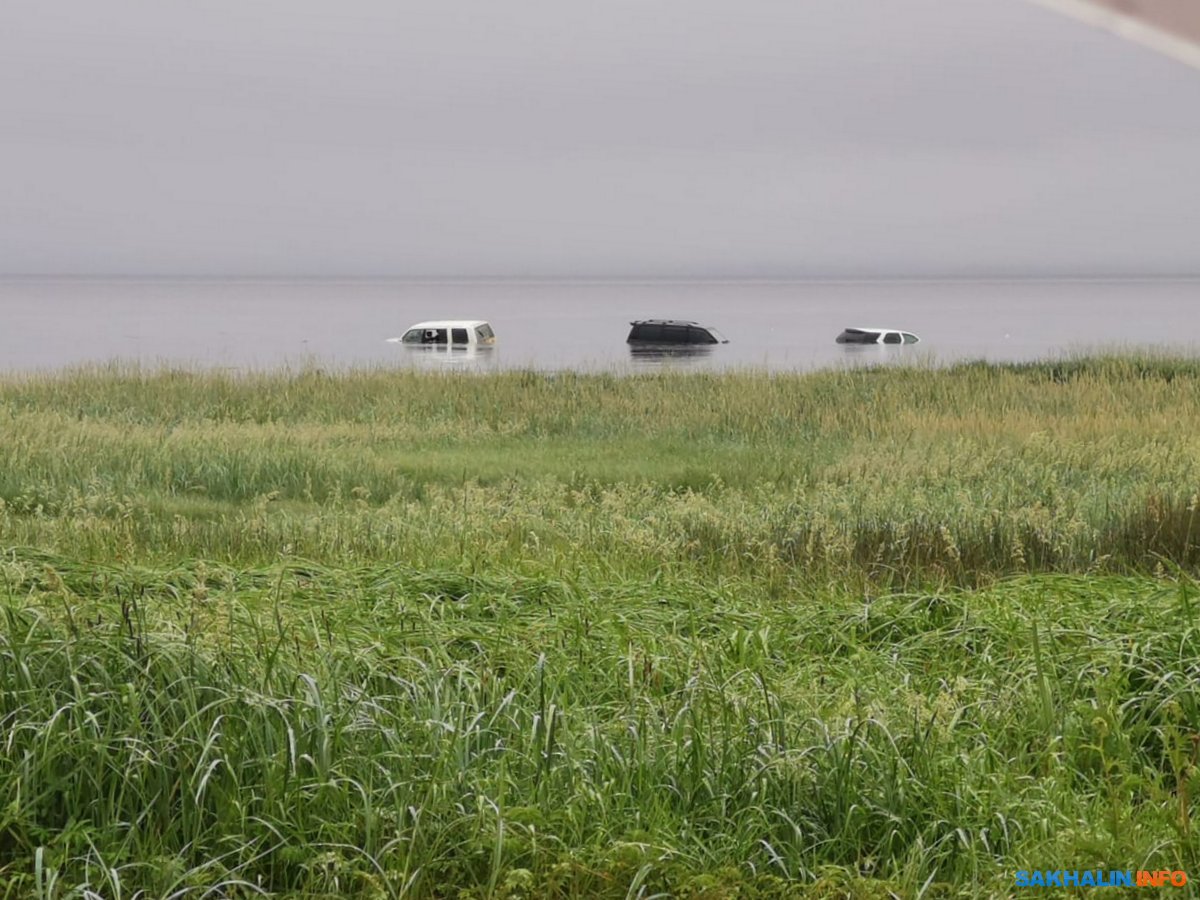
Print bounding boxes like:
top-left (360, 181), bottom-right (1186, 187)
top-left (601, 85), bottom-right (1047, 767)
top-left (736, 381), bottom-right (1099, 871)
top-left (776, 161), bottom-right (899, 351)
top-left (3, 0), bottom-right (1199, 278)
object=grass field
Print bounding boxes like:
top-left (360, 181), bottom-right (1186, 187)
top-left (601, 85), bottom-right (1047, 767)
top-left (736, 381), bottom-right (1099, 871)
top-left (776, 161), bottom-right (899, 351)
top-left (2, 357), bottom-right (1199, 897)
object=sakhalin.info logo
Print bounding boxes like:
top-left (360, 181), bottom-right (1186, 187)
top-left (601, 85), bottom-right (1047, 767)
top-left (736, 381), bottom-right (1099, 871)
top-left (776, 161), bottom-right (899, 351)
top-left (1014, 870), bottom-right (1188, 888)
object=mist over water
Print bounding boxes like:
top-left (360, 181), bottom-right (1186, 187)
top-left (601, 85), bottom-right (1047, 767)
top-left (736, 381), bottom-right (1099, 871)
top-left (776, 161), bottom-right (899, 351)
top-left (1, 278), bottom-right (1197, 373)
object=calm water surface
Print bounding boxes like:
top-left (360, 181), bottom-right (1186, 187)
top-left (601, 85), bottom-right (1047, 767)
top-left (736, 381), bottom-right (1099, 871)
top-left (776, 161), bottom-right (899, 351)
top-left (1, 279), bottom-right (1196, 372)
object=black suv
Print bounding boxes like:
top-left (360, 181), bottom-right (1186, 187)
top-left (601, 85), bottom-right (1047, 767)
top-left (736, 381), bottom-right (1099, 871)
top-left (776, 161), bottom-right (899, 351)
top-left (626, 320), bottom-right (728, 344)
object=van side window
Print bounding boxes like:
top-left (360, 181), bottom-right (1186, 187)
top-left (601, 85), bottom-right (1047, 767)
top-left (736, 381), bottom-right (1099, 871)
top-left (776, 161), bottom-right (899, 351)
top-left (451, 328), bottom-right (468, 343)
top-left (883, 332), bottom-right (901, 344)
top-left (662, 325), bottom-right (689, 342)
top-left (424, 329), bottom-right (448, 344)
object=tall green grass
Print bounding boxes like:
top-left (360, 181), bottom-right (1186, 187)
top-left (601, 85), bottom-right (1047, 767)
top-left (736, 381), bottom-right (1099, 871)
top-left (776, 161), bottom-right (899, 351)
top-left (2, 557), bottom-right (1198, 897)
top-left (1, 357), bottom-right (1199, 896)
top-left (1, 357), bottom-right (1199, 581)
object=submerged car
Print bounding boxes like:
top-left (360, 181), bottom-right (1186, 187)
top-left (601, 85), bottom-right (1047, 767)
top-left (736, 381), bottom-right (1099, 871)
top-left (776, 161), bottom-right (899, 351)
top-left (626, 320), bottom-right (728, 344)
top-left (389, 320), bottom-right (496, 345)
top-left (835, 327), bottom-right (920, 345)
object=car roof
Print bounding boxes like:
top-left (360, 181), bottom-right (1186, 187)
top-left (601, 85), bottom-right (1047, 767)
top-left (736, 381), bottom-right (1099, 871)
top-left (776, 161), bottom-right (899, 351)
top-left (406, 320), bottom-right (490, 330)
top-left (629, 319), bottom-right (706, 327)
top-left (844, 326), bottom-right (913, 333)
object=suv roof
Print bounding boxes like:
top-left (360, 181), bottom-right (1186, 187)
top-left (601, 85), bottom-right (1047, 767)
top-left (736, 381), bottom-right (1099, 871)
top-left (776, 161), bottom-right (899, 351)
top-left (627, 320), bottom-right (728, 344)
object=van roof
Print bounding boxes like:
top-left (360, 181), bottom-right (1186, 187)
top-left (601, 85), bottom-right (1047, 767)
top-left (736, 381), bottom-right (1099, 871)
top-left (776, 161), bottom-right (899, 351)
top-left (406, 320), bottom-right (490, 330)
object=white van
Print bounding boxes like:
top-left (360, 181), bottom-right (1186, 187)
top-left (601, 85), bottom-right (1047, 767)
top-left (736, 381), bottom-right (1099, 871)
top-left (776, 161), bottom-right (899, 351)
top-left (389, 320), bottom-right (497, 345)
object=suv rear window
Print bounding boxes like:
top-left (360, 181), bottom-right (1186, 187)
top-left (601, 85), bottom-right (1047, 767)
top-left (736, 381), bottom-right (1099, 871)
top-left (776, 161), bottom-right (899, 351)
top-left (836, 329), bottom-right (880, 344)
top-left (629, 323), bottom-right (665, 342)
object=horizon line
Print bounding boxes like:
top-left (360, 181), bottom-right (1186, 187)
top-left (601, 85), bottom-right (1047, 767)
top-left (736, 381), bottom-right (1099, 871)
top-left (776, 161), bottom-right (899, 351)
top-left (3, 273), bottom-right (1200, 286)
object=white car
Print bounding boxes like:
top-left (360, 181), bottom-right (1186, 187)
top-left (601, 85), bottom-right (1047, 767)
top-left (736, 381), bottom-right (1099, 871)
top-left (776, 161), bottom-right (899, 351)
top-left (835, 327), bottom-right (920, 345)
top-left (389, 320), bottom-right (497, 345)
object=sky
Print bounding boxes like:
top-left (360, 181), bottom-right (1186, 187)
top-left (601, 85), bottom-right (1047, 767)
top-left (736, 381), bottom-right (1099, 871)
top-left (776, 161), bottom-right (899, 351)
top-left (2, 0), bottom-right (1200, 279)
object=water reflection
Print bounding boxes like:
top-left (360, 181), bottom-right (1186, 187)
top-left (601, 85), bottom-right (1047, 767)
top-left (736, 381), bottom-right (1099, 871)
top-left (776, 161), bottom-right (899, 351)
top-left (627, 344), bottom-right (716, 367)
top-left (393, 343), bottom-right (499, 370)
top-left (836, 343), bottom-right (922, 365)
